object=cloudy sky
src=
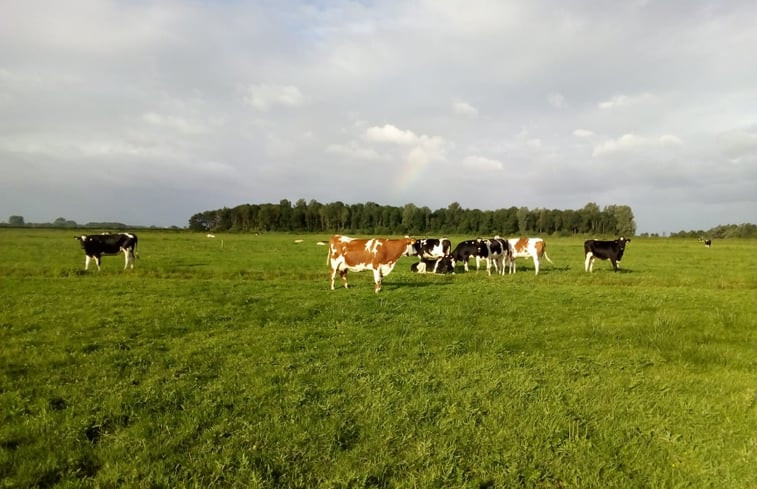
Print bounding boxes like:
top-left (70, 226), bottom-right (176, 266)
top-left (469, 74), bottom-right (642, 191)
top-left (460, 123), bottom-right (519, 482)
top-left (1, 0), bottom-right (755, 233)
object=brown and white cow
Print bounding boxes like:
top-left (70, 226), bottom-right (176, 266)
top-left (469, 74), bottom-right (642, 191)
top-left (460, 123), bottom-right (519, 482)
top-left (327, 235), bottom-right (417, 292)
top-left (506, 237), bottom-right (553, 275)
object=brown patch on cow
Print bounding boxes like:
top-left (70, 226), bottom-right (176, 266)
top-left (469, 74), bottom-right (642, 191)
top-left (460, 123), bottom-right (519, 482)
top-left (513, 237), bottom-right (529, 253)
top-left (534, 240), bottom-right (545, 258)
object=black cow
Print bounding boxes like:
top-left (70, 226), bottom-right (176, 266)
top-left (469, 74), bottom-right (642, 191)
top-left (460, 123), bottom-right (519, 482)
top-left (411, 238), bottom-right (452, 260)
top-left (410, 256), bottom-right (455, 274)
top-left (584, 237), bottom-right (631, 272)
top-left (451, 239), bottom-right (484, 272)
top-left (704, 239), bottom-right (712, 248)
top-left (75, 233), bottom-right (138, 271)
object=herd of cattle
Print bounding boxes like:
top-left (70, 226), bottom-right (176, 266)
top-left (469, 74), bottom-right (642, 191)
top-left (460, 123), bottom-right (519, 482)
top-left (327, 234), bottom-right (632, 292)
top-left (72, 232), bottom-right (635, 293)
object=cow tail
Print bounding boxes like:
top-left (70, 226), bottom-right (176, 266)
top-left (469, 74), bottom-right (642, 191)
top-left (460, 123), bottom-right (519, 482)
top-left (134, 236), bottom-right (139, 259)
top-left (543, 242), bottom-right (553, 264)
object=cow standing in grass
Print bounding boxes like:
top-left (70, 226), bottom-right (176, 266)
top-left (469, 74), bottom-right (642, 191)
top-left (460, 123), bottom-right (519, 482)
top-left (327, 235), bottom-right (417, 292)
top-left (75, 233), bottom-right (138, 271)
top-left (506, 237), bottom-right (553, 275)
top-left (584, 237), bottom-right (631, 272)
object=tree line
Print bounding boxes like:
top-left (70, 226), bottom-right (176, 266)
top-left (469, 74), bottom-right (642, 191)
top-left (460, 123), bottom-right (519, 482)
top-left (669, 223), bottom-right (757, 239)
top-left (188, 200), bottom-right (637, 236)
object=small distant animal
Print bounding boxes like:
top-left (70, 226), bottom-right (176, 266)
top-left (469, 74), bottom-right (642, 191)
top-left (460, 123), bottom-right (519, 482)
top-left (207, 234), bottom-right (216, 238)
top-left (294, 239), bottom-right (304, 244)
top-left (326, 235), bottom-right (417, 292)
top-left (75, 233), bottom-right (138, 271)
top-left (410, 256), bottom-right (455, 274)
top-left (704, 239), bottom-right (712, 248)
top-left (584, 237), bottom-right (631, 272)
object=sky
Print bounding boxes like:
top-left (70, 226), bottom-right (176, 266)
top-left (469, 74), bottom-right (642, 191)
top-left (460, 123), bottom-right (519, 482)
top-left (1, 0), bottom-right (755, 234)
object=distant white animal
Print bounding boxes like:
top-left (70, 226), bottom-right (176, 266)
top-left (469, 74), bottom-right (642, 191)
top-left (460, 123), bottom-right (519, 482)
top-left (207, 234), bottom-right (216, 238)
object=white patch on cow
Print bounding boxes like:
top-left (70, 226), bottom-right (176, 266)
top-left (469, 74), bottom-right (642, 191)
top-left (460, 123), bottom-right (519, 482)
top-left (585, 252), bottom-right (594, 272)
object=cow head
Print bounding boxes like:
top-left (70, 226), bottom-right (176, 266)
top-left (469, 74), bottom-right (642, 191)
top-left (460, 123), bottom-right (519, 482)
top-left (404, 237), bottom-right (418, 257)
top-left (74, 235), bottom-right (88, 248)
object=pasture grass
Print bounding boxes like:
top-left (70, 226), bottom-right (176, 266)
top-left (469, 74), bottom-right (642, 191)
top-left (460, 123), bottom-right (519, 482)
top-left (1, 229), bottom-right (755, 488)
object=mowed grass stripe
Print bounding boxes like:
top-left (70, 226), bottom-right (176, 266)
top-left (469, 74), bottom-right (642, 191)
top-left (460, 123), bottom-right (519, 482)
top-left (0, 229), bottom-right (755, 488)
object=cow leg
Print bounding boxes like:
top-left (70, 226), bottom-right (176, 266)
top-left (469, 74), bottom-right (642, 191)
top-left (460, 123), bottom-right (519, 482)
top-left (340, 270), bottom-right (349, 289)
top-left (533, 257), bottom-right (540, 275)
top-left (123, 250), bottom-right (129, 269)
top-left (611, 259), bottom-right (618, 272)
top-left (94, 256), bottom-right (102, 271)
top-left (584, 253), bottom-right (592, 272)
top-left (373, 269), bottom-right (383, 293)
top-left (84, 255), bottom-right (90, 271)
top-left (329, 267), bottom-right (337, 290)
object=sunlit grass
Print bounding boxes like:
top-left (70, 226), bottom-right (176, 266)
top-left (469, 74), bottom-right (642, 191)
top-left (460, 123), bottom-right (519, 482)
top-left (1, 229), bottom-right (755, 488)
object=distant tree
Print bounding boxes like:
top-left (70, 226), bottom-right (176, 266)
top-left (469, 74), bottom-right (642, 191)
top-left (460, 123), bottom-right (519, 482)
top-left (9, 215), bottom-right (24, 226)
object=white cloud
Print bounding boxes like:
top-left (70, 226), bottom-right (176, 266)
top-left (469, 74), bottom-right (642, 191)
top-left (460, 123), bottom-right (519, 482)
top-left (463, 155), bottom-right (503, 171)
top-left (573, 129), bottom-right (595, 138)
top-left (548, 92), bottom-right (565, 108)
top-left (245, 83), bottom-right (305, 111)
top-left (452, 99), bottom-right (479, 118)
top-left (593, 133), bottom-right (684, 157)
top-left (659, 134), bottom-right (683, 147)
top-left (598, 93), bottom-right (654, 110)
top-left (326, 142), bottom-right (382, 160)
top-left (142, 112), bottom-right (209, 135)
top-left (364, 124), bottom-right (419, 145)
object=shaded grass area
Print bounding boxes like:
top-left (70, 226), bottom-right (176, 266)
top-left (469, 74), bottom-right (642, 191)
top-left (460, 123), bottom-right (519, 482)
top-left (1, 230), bottom-right (756, 488)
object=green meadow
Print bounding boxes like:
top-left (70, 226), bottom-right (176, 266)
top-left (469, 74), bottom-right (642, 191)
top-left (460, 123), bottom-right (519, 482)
top-left (1, 229), bottom-right (755, 488)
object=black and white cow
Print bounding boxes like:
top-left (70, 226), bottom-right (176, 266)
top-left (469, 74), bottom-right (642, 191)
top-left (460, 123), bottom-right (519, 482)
top-left (450, 238), bottom-right (509, 274)
top-left (411, 238), bottom-right (452, 273)
top-left (451, 239), bottom-right (484, 272)
top-left (75, 233), bottom-right (138, 271)
top-left (410, 256), bottom-right (455, 274)
top-left (584, 237), bottom-right (630, 272)
top-left (412, 238), bottom-right (452, 259)
top-left (480, 237), bottom-right (511, 275)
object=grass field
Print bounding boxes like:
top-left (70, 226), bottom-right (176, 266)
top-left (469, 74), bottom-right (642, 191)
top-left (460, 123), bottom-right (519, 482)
top-left (1, 229), bottom-right (755, 488)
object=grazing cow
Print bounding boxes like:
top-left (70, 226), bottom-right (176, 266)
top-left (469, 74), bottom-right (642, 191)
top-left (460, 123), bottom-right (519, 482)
top-left (410, 256), bottom-right (455, 274)
top-left (412, 238), bottom-right (452, 260)
top-left (584, 237), bottom-right (631, 272)
top-left (327, 235), bottom-right (417, 292)
top-left (75, 233), bottom-right (138, 271)
top-left (704, 239), bottom-right (712, 248)
top-left (507, 237), bottom-right (553, 275)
